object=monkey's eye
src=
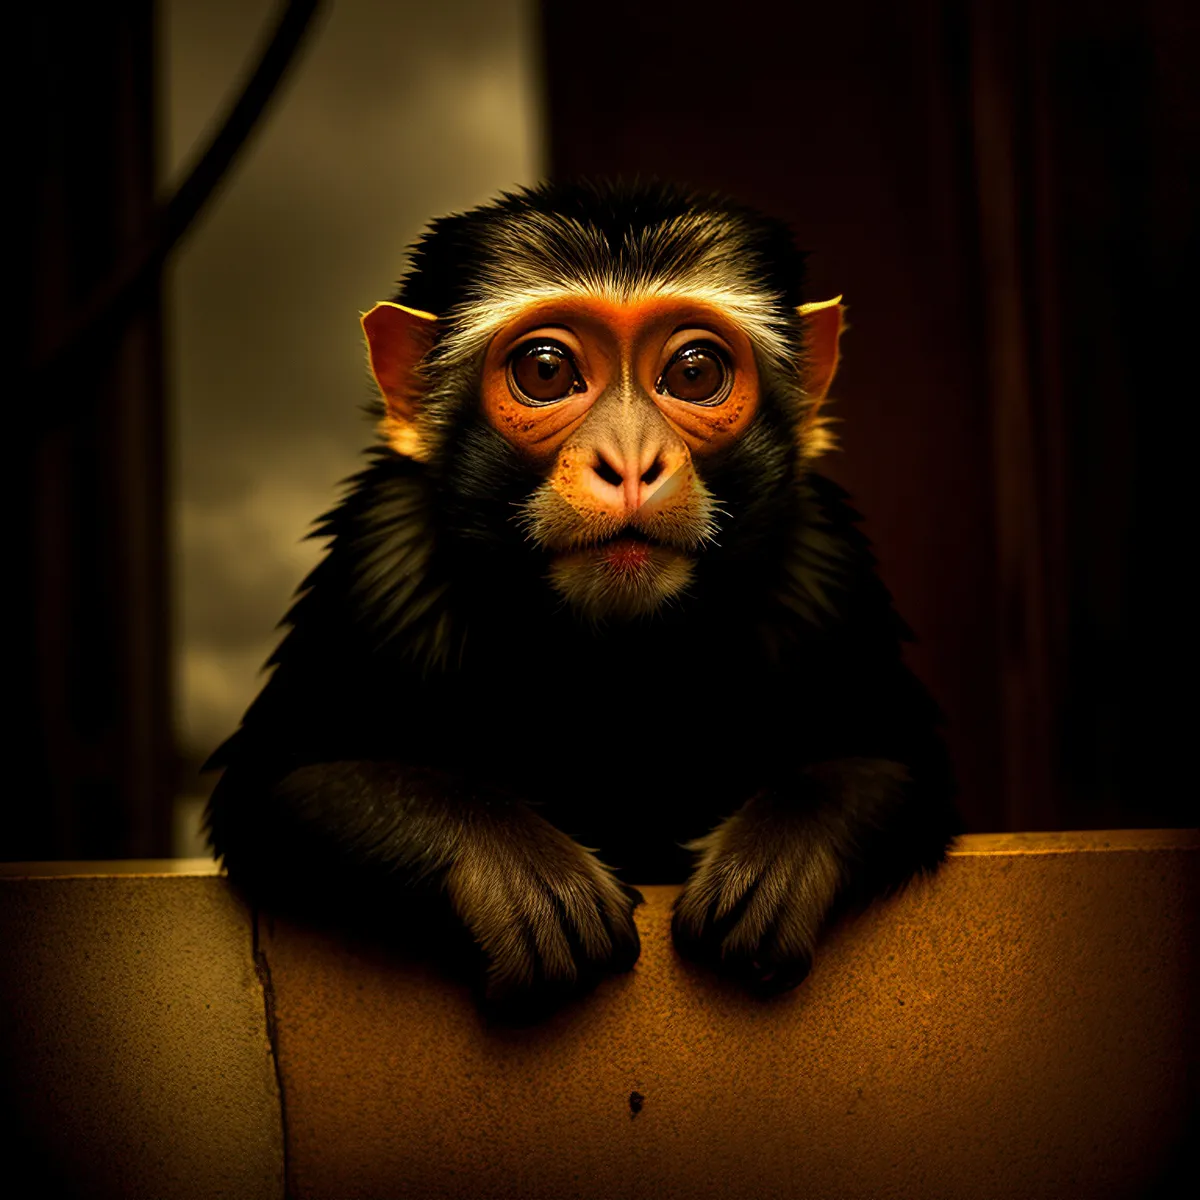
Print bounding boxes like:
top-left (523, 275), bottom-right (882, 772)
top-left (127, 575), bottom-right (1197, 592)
top-left (657, 344), bottom-right (730, 405)
top-left (508, 341), bottom-right (584, 405)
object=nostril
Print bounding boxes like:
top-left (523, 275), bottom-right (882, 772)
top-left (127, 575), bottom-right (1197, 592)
top-left (641, 457), bottom-right (665, 487)
top-left (593, 454), bottom-right (623, 488)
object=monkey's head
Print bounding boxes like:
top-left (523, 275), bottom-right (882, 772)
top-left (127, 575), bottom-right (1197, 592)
top-left (359, 181), bottom-right (842, 628)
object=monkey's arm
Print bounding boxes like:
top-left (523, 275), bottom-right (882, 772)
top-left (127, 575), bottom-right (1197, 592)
top-left (207, 760), bottom-right (641, 1005)
top-left (673, 574), bottom-right (960, 993)
top-left (671, 753), bottom-right (955, 992)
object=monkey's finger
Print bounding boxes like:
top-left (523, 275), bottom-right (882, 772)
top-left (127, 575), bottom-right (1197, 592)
top-left (737, 867), bottom-right (834, 995)
top-left (671, 892), bottom-right (731, 967)
top-left (540, 886), bottom-right (616, 992)
top-left (457, 870), bottom-right (571, 999)
top-left (671, 872), bottom-right (724, 943)
top-left (477, 912), bottom-right (538, 1002)
top-left (710, 851), bottom-right (772, 922)
top-left (519, 876), bottom-right (581, 986)
top-left (592, 889), bottom-right (641, 974)
top-left (747, 948), bottom-right (814, 996)
top-left (721, 861), bottom-right (790, 957)
top-left (735, 898), bottom-right (817, 995)
top-left (607, 924), bottom-right (641, 975)
top-left (591, 867), bottom-right (642, 928)
top-left (553, 865), bottom-right (619, 960)
top-left (690, 852), bottom-right (774, 949)
top-left (676, 841), bottom-right (762, 937)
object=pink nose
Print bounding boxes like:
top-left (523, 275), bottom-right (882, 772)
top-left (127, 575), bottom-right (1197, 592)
top-left (586, 447), bottom-right (669, 515)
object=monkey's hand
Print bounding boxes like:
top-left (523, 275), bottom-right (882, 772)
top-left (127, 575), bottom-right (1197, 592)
top-left (672, 761), bottom-right (912, 994)
top-left (445, 801), bottom-right (643, 1007)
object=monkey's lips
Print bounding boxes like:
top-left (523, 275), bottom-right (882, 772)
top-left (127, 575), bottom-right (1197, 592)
top-left (599, 535), bottom-right (655, 572)
top-left (582, 529), bottom-right (690, 576)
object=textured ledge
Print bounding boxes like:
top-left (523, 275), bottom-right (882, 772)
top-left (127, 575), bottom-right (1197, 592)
top-left (0, 873), bottom-right (283, 1200)
top-left (1, 830), bottom-right (1196, 1199)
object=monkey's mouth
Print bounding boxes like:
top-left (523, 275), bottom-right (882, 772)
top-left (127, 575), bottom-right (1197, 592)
top-left (559, 527), bottom-right (700, 579)
top-left (592, 529), bottom-right (658, 572)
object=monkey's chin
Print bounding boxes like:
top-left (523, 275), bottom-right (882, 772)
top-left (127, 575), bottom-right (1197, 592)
top-left (548, 541), bottom-right (694, 622)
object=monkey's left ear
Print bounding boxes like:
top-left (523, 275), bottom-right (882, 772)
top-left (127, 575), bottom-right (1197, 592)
top-left (796, 297), bottom-right (845, 458)
top-left (361, 301), bottom-right (439, 459)
top-left (797, 297), bottom-right (844, 403)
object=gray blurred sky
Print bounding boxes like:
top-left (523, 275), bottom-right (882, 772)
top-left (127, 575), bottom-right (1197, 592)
top-left (162, 0), bottom-right (544, 761)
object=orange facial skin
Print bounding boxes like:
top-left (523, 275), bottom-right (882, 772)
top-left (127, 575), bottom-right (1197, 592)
top-left (480, 297), bottom-right (761, 467)
top-left (479, 296), bottom-right (763, 620)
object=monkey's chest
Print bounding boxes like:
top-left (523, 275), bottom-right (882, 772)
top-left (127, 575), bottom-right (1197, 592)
top-left (456, 676), bottom-right (809, 883)
top-left (364, 637), bottom-right (849, 882)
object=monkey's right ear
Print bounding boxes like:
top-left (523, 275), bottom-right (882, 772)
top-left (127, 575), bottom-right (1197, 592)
top-left (361, 302), bottom-right (439, 460)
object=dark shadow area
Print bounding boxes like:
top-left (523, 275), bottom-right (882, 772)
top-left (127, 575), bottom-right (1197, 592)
top-left (542, 0), bottom-right (1196, 835)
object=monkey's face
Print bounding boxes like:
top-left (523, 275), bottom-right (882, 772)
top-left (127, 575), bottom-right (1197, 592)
top-left (360, 184), bottom-right (844, 632)
top-left (477, 298), bottom-right (761, 622)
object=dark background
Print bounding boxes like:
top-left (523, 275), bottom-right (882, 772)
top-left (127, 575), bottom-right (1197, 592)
top-left (12, 0), bottom-right (1196, 862)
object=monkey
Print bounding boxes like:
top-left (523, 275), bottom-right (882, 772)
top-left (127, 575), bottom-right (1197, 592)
top-left (204, 179), bottom-right (961, 1011)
